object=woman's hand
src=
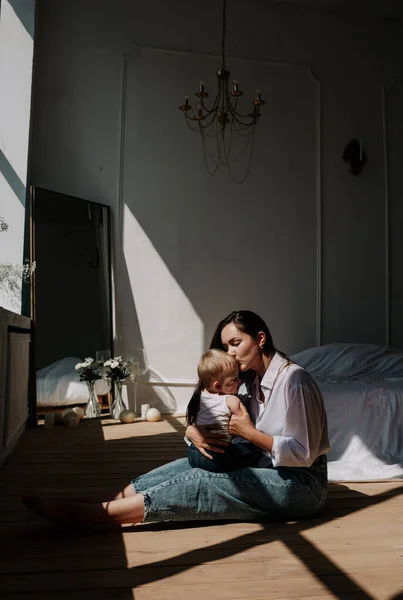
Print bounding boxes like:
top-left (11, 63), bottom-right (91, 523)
top-left (228, 403), bottom-right (256, 440)
top-left (185, 424), bottom-right (230, 460)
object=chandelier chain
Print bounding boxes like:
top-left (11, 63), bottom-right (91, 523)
top-left (221, 0), bottom-right (227, 67)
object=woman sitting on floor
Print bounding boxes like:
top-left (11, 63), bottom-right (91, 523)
top-left (24, 310), bottom-right (330, 526)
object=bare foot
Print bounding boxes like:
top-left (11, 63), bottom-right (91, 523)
top-left (22, 495), bottom-right (88, 526)
top-left (22, 493), bottom-right (144, 527)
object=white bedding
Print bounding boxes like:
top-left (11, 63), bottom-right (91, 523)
top-left (291, 343), bottom-right (403, 481)
top-left (36, 357), bottom-right (108, 407)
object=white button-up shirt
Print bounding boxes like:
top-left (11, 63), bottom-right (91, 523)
top-left (238, 352), bottom-right (330, 468)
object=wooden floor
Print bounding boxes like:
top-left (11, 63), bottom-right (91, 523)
top-left (0, 415), bottom-right (402, 600)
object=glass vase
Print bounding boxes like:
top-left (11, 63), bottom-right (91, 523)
top-left (85, 381), bottom-right (101, 418)
top-left (127, 349), bottom-right (149, 415)
top-left (110, 380), bottom-right (125, 420)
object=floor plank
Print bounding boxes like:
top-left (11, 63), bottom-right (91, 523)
top-left (0, 415), bottom-right (402, 600)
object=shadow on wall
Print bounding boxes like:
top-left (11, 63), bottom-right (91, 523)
top-left (114, 247), bottom-right (144, 353)
top-left (8, 0), bottom-right (35, 38)
top-left (120, 48), bottom-right (320, 358)
top-left (116, 253), bottom-right (181, 413)
top-left (125, 367), bottom-right (179, 415)
top-left (0, 148), bottom-right (26, 206)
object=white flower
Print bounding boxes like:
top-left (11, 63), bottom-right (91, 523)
top-left (111, 361), bottom-right (119, 369)
top-left (84, 357), bottom-right (94, 364)
top-left (104, 360), bottom-right (112, 367)
top-left (75, 363), bottom-right (83, 370)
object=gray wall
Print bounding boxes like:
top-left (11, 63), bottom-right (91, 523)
top-left (29, 0), bottom-right (403, 411)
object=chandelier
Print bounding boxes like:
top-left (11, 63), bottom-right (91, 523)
top-left (179, 0), bottom-right (265, 183)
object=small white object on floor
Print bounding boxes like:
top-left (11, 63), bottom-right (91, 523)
top-left (44, 413), bottom-right (55, 429)
top-left (72, 406), bottom-right (85, 420)
top-left (63, 410), bottom-right (76, 425)
top-left (119, 409), bottom-right (135, 423)
top-left (146, 408), bottom-right (161, 422)
top-left (54, 412), bottom-right (64, 425)
top-left (141, 403), bottom-right (150, 419)
top-left (68, 415), bottom-right (80, 429)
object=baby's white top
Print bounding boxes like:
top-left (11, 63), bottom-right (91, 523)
top-left (195, 390), bottom-right (231, 431)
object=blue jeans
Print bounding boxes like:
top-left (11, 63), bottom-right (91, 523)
top-left (131, 455), bottom-right (328, 523)
top-left (188, 442), bottom-right (262, 473)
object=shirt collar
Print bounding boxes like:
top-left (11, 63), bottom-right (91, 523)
top-left (260, 352), bottom-right (288, 391)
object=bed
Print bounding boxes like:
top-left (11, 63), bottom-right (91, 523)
top-left (36, 357), bottom-right (109, 409)
top-left (291, 343), bottom-right (403, 481)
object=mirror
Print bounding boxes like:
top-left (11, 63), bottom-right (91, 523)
top-left (32, 187), bottom-right (113, 412)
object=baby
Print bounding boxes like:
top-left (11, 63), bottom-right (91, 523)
top-left (186, 349), bottom-right (261, 472)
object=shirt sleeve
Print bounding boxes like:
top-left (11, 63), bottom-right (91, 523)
top-left (270, 370), bottom-right (327, 468)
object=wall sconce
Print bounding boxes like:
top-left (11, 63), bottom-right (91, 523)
top-left (342, 138), bottom-right (367, 176)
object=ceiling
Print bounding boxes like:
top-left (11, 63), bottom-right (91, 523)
top-left (266, 0), bottom-right (403, 19)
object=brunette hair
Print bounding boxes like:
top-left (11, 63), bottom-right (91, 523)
top-left (210, 310), bottom-right (281, 357)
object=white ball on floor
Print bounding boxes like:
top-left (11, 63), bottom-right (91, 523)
top-left (72, 407), bottom-right (85, 420)
top-left (119, 409), bottom-right (135, 423)
top-left (146, 408), bottom-right (161, 422)
top-left (63, 410), bottom-right (77, 425)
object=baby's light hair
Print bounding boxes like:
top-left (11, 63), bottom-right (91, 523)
top-left (197, 349), bottom-right (238, 388)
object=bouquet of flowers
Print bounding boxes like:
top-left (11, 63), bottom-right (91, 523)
top-left (75, 358), bottom-right (103, 418)
top-left (103, 356), bottom-right (132, 382)
top-left (104, 357), bottom-right (132, 419)
top-left (75, 357), bottom-right (102, 382)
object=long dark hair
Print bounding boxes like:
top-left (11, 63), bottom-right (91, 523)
top-left (187, 310), bottom-right (284, 425)
top-left (210, 310), bottom-right (282, 357)
top-left (187, 380), bottom-right (204, 426)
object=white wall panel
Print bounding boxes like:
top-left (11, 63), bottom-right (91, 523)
top-left (321, 78), bottom-right (387, 344)
top-left (120, 48), bottom-right (319, 385)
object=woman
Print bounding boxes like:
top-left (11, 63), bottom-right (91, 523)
top-left (24, 310), bottom-right (330, 525)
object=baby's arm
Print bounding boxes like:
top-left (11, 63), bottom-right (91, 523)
top-left (225, 395), bottom-right (243, 417)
